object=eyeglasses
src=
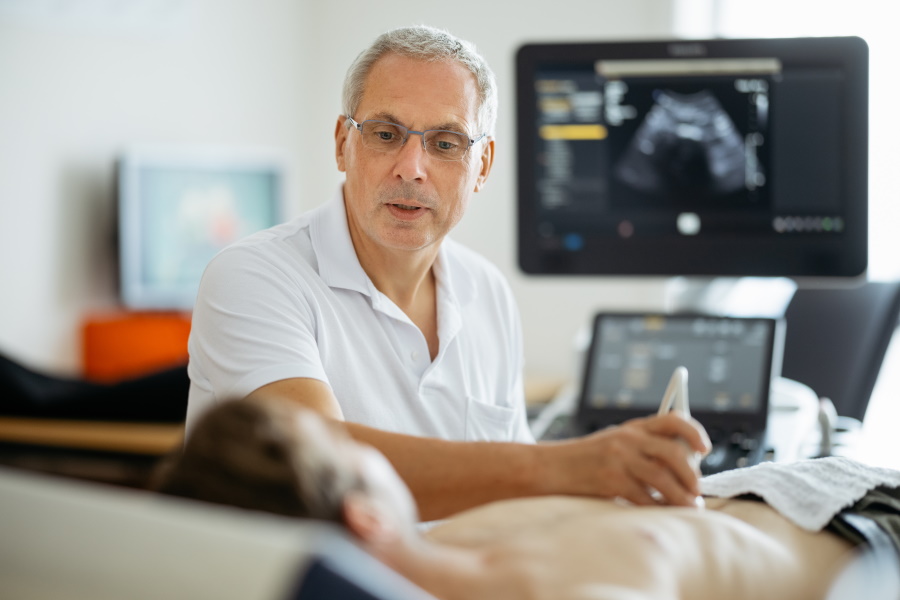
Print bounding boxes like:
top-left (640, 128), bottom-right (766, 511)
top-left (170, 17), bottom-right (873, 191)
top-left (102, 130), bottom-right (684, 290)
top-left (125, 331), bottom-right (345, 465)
top-left (346, 116), bottom-right (487, 162)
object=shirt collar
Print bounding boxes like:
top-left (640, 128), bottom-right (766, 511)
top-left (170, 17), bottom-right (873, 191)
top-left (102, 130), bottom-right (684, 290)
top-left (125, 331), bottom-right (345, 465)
top-left (310, 186), bottom-right (373, 296)
top-left (434, 239), bottom-right (478, 308)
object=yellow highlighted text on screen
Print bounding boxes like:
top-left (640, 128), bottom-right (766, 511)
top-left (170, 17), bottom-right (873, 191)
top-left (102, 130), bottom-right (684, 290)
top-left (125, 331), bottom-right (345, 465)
top-left (539, 124), bottom-right (608, 140)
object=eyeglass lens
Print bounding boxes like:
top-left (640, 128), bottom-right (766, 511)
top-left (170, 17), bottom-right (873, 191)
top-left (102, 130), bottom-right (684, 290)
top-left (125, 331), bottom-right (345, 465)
top-left (359, 121), bottom-right (470, 161)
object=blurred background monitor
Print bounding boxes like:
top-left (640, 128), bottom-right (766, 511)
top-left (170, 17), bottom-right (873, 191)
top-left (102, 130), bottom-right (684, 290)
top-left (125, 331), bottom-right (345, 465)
top-left (516, 36), bottom-right (868, 277)
top-left (118, 146), bottom-right (286, 311)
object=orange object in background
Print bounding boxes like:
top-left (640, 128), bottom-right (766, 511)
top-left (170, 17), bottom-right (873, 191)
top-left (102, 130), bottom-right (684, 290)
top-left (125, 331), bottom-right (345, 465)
top-left (82, 312), bottom-right (192, 383)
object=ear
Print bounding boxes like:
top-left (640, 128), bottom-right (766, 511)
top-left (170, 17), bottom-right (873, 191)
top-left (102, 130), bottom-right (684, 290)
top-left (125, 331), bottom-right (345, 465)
top-left (341, 492), bottom-right (395, 545)
top-left (335, 115), bottom-right (350, 173)
top-left (473, 137), bottom-right (495, 192)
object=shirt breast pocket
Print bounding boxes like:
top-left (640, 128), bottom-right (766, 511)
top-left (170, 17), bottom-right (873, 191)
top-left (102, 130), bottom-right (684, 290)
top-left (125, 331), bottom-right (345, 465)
top-left (465, 396), bottom-right (516, 442)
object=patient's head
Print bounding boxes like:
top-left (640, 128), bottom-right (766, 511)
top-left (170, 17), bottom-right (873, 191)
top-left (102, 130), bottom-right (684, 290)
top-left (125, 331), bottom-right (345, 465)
top-left (155, 399), bottom-right (419, 538)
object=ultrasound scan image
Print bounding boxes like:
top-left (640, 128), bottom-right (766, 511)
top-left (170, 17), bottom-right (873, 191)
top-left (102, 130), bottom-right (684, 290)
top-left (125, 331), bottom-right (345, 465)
top-left (614, 90), bottom-right (746, 198)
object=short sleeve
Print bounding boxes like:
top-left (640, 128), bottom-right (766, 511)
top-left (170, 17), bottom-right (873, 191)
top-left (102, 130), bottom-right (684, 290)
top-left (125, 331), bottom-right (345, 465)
top-left (187, 242), bottom-right (329, 408)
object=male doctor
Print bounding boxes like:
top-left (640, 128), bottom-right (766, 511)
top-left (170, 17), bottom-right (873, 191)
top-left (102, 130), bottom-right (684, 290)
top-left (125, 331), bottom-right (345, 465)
top-left (185, 25), bottom-right (709, 521)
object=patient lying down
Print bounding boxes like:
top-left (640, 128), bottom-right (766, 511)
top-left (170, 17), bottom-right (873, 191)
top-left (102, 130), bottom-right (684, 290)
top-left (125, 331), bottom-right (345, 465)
top-left (155, 399), bottom-right (899, 600)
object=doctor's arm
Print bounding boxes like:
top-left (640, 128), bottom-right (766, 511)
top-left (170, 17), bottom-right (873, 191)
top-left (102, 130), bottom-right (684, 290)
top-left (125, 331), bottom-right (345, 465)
top-left (246, 377), bottom-right (710, 521)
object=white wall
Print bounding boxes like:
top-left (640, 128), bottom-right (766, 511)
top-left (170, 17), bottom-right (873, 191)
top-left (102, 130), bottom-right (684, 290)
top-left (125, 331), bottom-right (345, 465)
top-left (0, 0), bottom-right (678, 380)
top-left (0, 0), bottom-right (312, 373)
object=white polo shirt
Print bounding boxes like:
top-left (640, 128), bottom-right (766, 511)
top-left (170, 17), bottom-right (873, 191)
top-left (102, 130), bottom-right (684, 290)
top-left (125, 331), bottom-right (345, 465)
top-left (185, 188), bottom-right (534, 443)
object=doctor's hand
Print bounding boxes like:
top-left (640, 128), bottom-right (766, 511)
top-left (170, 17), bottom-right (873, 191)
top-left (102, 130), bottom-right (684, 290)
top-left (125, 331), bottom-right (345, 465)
top-left (537, 412), bottom-right (711, 507)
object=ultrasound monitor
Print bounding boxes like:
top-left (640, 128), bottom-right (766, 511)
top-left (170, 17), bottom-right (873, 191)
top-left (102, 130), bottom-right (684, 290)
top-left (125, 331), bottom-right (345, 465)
top-left (516, 36), bottom-right (868, 277)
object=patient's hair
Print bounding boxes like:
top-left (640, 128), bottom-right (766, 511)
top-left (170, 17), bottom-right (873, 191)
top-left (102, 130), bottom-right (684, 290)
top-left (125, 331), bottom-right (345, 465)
top-left (154, 399), bottom-right (364, 523)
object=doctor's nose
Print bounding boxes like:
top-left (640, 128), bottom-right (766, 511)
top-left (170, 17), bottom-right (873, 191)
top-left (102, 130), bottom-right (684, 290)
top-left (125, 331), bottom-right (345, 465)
top-left (392, 134), bottom-right (429, 182)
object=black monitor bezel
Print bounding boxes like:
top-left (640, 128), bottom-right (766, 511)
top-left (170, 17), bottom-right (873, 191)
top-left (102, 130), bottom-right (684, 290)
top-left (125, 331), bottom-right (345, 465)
top-left (515, 36), bottom-right (868, 277)
top-left (575, 312), bottom-right (783, 435)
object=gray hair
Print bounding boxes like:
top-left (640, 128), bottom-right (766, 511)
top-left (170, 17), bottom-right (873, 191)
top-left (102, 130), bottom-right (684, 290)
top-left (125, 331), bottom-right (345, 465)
top-left (342, 25), bottom-right (498, 137)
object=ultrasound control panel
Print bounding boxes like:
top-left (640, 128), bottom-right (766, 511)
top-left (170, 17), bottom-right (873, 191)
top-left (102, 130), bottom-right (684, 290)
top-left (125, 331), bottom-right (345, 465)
top-left (569, 313), bottom-right (783, 473)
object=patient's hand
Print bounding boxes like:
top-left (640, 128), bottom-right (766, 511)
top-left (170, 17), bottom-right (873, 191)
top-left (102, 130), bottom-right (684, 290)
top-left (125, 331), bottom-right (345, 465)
top-left (537, 412), bottom-right (710, 508)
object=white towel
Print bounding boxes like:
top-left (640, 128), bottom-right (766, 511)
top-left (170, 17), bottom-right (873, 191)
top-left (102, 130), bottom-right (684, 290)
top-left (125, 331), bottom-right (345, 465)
top-left (699, 457), bottom-right (900, 531)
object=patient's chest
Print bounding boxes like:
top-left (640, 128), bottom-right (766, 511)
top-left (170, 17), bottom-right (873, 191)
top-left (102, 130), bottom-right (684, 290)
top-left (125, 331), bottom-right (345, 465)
top-left (426, 496), bottom-right (626, 548)
top-left (430, 498), bottom-right (679, 599)
top-left (428, 496), bottom-right (854, 600)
